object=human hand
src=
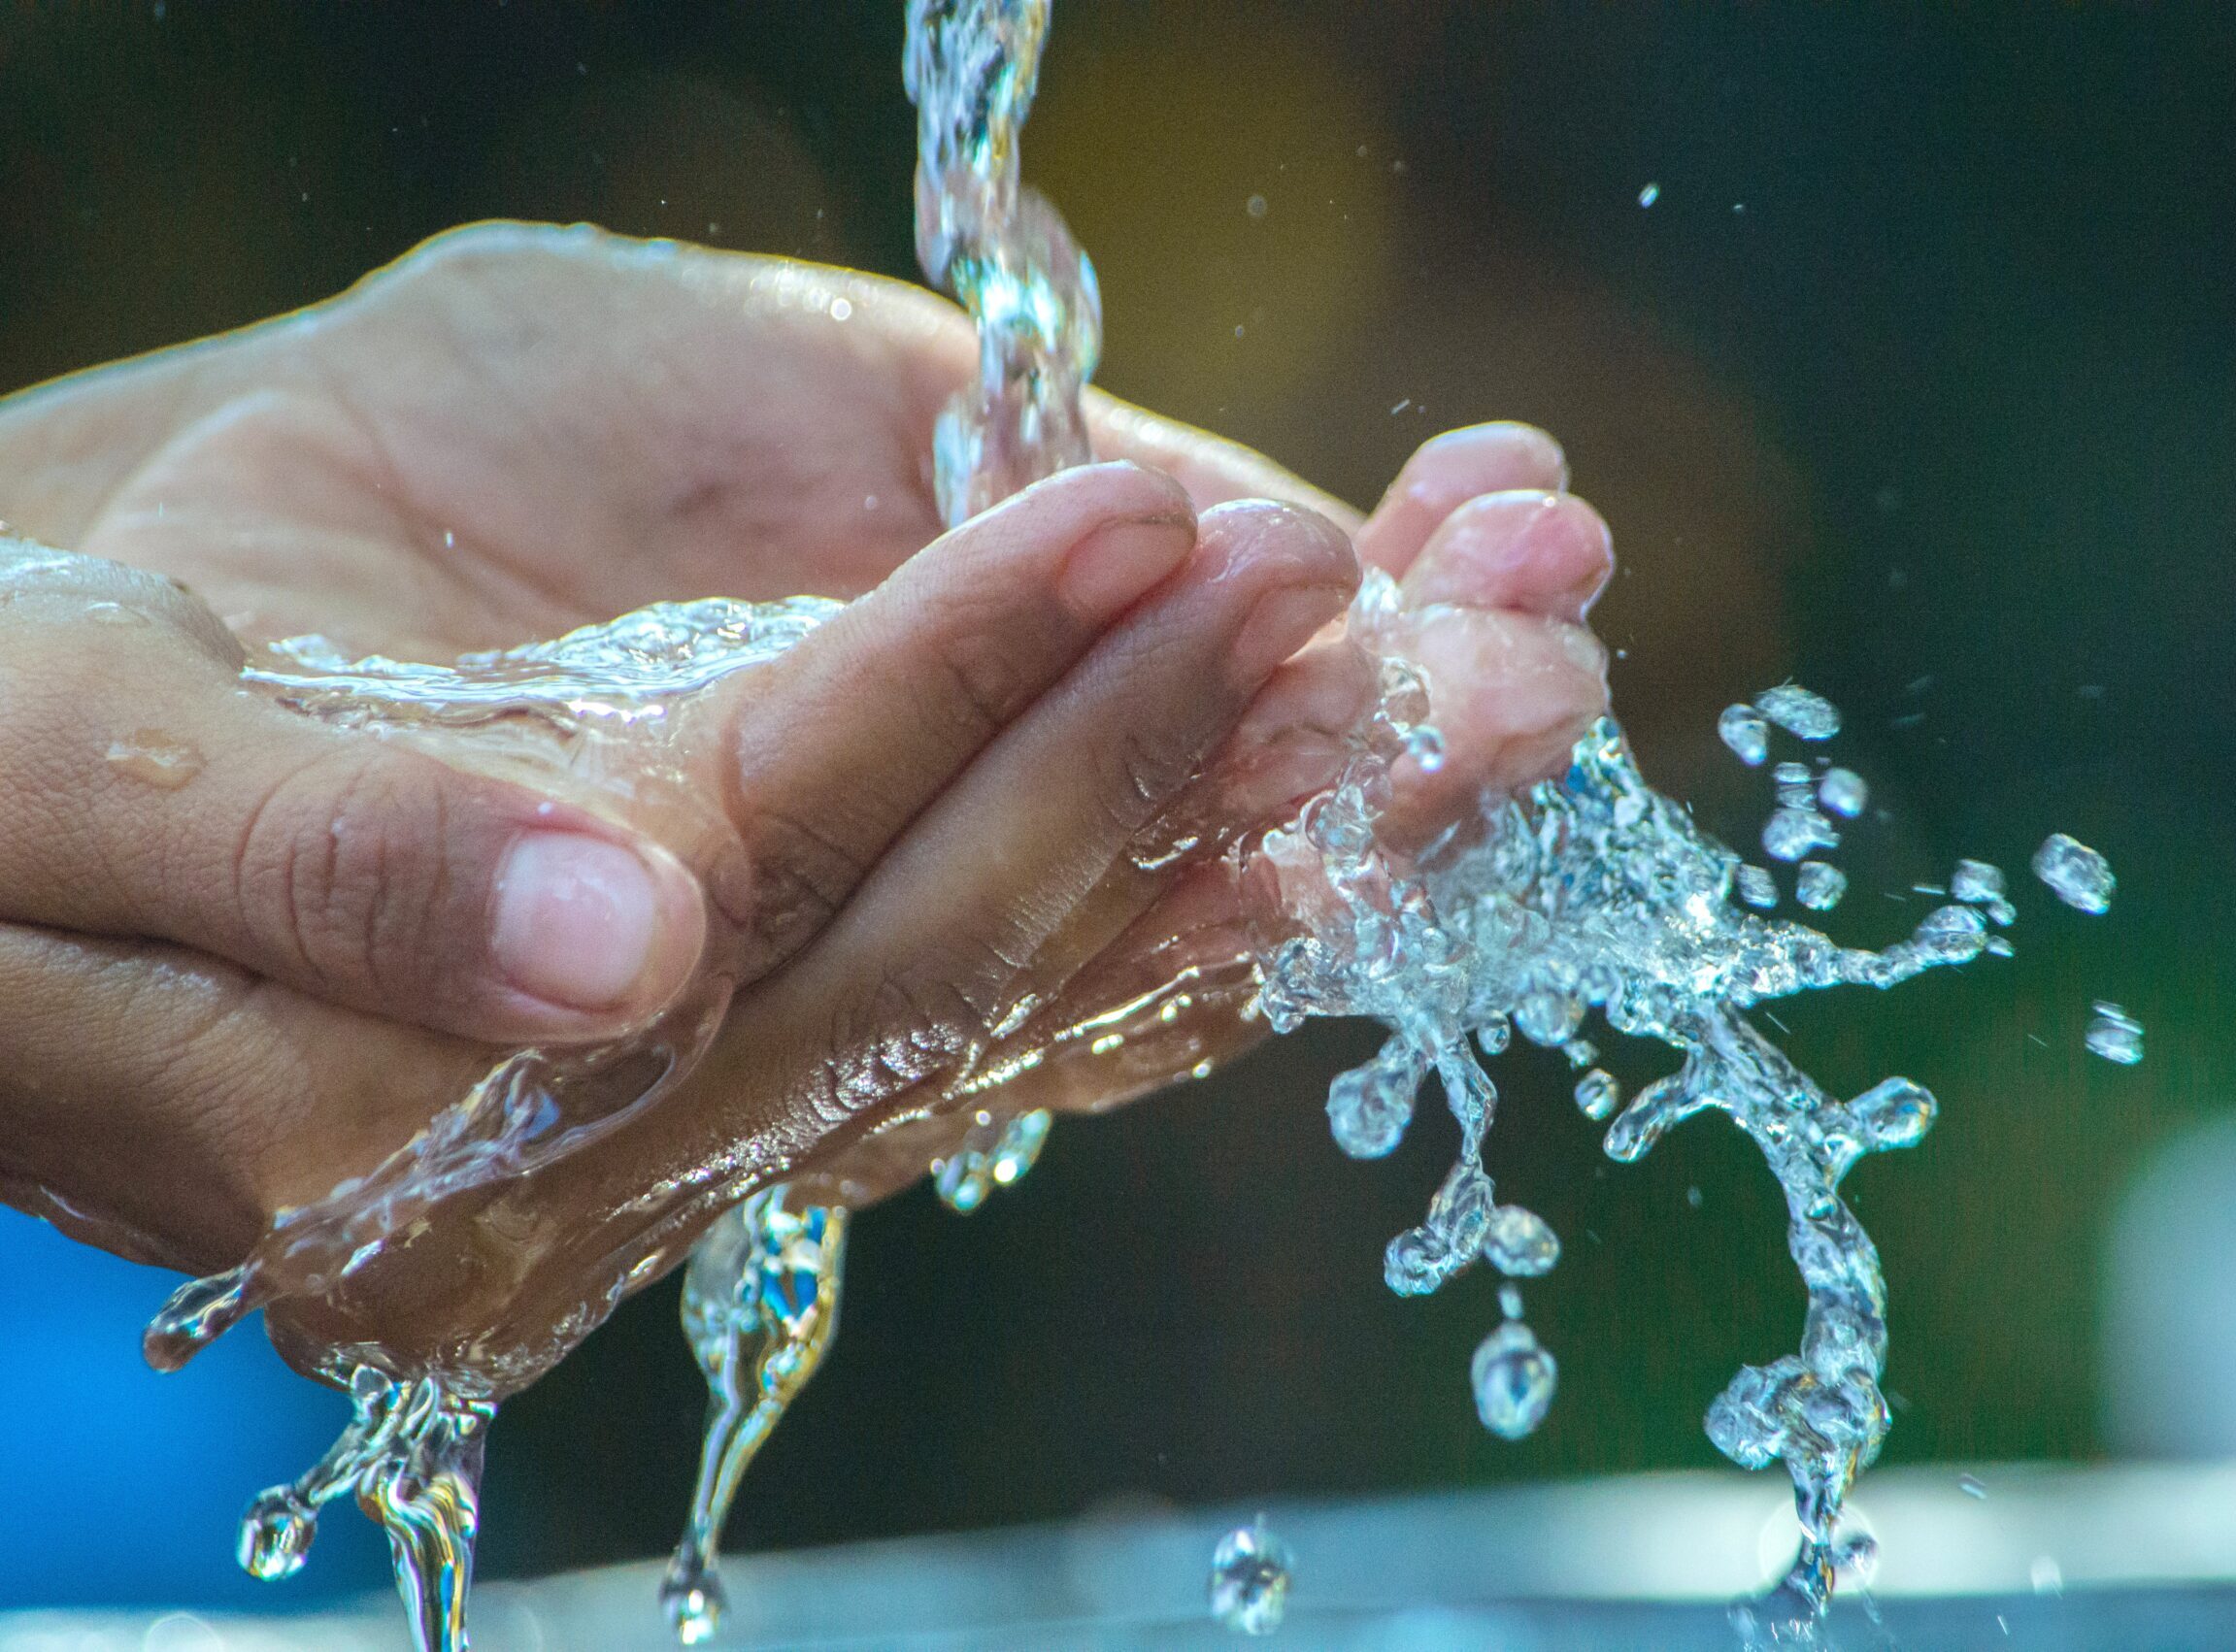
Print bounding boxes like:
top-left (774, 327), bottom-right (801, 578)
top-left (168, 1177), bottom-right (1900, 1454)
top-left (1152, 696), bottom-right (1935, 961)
top-left (0, 224), bottom-right (1608, 1382)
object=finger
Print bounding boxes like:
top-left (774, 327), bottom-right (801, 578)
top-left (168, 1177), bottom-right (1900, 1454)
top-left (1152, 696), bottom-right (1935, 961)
top-left (1354, 423), bottom-right (1569, 577)
top-left (1085, 388), bottom-right (1365, 529)
top-left (719, 460), bottom-right (1198, 966)
top-left (0, 545), bottom-right (707, 1044)
top-left (1400, 490), bottom-right (1616, 624)
top-left (782, 500), bottom-right (1357, 1141)
top-left (1380, 606), bottom-right (1609, 842)
top-left (0, 919), bottom-right (488, 1272)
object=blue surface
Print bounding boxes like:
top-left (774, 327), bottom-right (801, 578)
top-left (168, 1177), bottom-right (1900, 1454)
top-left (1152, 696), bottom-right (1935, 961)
top-left (0, 1208), bottom-right (389, 1607)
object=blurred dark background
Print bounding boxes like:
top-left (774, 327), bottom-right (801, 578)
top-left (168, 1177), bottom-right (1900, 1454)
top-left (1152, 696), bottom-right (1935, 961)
top-left (0, 0), bottom-right (2230, 1610)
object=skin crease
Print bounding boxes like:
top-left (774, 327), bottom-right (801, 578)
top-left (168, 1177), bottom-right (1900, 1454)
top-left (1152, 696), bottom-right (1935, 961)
top-left (0, 223), bottom-right (1612, 1387)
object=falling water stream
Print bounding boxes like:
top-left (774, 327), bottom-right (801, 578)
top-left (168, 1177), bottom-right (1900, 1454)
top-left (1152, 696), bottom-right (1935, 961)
top-left (33, 1), bottom-right (2125, 1647)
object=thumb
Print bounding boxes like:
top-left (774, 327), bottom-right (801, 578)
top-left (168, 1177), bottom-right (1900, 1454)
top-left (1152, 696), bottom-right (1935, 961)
top-left (0, 542), bottom-right (706, 1044)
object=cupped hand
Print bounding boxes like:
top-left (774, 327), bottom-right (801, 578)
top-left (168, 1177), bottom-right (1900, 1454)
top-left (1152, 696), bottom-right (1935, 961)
top-left (0, 223), bottom-right (1610, 1382)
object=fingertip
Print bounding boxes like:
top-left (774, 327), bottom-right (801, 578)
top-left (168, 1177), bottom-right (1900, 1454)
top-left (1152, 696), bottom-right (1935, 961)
top-left (1195, 501), bottom-right (1361, 686)
top-left (487, 828), bottom-right (709, 1038)
top-left (1357, 421), bottom-right (1572, 575)
top-left (1198, 498), bottom-right (1361, 590)
top-left (1418, 421), bottom-right (1569, 489)
top-left (1403, 490), bottom-right (1616, 623)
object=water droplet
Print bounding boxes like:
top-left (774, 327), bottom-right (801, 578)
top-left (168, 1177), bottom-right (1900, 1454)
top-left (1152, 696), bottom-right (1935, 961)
top-left (1245, 193), bottom-right (1268, 219)
top-left (1326, 1046), bottom-right (1418, 1160)
top-left (106, 729), bottom-right (205, 789)
top-left (1773, 760), bottom-right (1815, 809)
top-left (83, 600), bottom-right (148, 626)
top-left (2033, 832), bottom-right (2114, 913)
top-left (2086, 1002), bottom-right (2144, 1065)
top-left (1735, 865), bottom-right (1779, 909)
top-left (1638, 182), bottom-right (1660, 207)
top-left (1384, 1226), bottom-right (1453, 1296)
top-left (828, 296), bottom-right (853, 320)
top-left (2030, 1555), bottom-right (2064, 1596)
top-left (1686, 1185), bottom-right (1704, 1209)
top-left (1951, 858), bottom-right (2004, 904)
top-left (1483, 1204), bottom-right (1560, 1276)
top-left (1209, 1521), bottom-right (1292, 1635)
top-left (659, 1563), bottom-right (727, 1644)
top-left (1796, 861), bottom-right (1847, 910)
top-left (1958, 1472), bottom-right (1988, 1500)
top-left (1499, 1283), bottom-right (1523, 1318)
top-left (1763, 807), bottom-right (1837, 863)
top-left (238, 1488), bottom-right (316, 1580)
top-left (1755, 683), bottom-right (1841, 740)
top-left (1850, 1076), bottom-right (1936, 1153)
top-left (1719, 704), bottom-right (1769, 765)
top-left (1515, 985), bottom-right (1584, 1046)
top-left (1818, 768), bottom-right (1867, 817)
top-left (1574, 1068), bottom-right (1620, 1121)
top-left (1472, 1321), bottom-right (1557, 1438)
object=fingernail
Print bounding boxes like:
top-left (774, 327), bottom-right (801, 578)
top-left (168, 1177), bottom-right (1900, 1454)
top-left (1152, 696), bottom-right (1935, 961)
top-left (492, 833), bottom-right (668, 1011)
top-left (1056, 513), bottom-right (1195, 619)
top-left (1230, 584), bottom-right (1348, 685)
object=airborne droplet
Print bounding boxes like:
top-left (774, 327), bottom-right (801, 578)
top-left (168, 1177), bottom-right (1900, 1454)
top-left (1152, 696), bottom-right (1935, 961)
top-left (1209, 1521), bottom-right (1293, 1636)
top-left (1472, 1321), bottom-right (1558, 1439)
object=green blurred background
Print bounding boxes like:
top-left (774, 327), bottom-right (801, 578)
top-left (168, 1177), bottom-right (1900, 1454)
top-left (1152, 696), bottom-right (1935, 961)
top-left (0, 0), bottom-right (2229, 1607)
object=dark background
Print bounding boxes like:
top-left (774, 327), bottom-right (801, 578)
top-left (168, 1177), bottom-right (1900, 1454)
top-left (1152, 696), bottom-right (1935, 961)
top-left (0, 0), bottom-right (2229, 1609)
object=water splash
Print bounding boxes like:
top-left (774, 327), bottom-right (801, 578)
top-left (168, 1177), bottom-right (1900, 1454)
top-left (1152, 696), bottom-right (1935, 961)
top-left (94, 1), bottom-right (2140, 1644)
top-left (660, 1189), bottom-right (848, 1645)
top-left (1251, 635), bottom-right (2010, 1626)
top-left (237, 1364), bottom-right (492, 1652)
top-left (146, 607), bottom-right (816, 1650)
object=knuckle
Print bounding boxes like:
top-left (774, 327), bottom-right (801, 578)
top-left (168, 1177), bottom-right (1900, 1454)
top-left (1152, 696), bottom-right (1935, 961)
top-left (235, 746), bottom-right (451, 1003)
top-left (741, 805), bottom-right (868, 962)
top-left (818, 966), bottom-right (984, 1122)
top-left (918, 604), bottom-right (1033, 743)
top-left (1100, 726), bottom-right (1196, 837)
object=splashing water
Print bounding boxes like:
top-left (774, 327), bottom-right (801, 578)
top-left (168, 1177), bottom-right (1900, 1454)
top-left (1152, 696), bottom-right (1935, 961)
top-left (905, 0), bottom-right (1100, 528)
top-left (1245, 588), bottom-right (2057, 1634)
top-left (144, 602), bottom-right (835, 1650)
top-left (238, 1365), bottom-right (493, 1652)
top-left (90, 3), bottom-right (2141, 1647)
top-left (660, 1190), bottom-right (848, 1644)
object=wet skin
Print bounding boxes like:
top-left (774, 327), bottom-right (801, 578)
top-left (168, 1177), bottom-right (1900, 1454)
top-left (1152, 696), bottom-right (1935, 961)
top-left (0, 224), bottom-right (1610, 1383)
